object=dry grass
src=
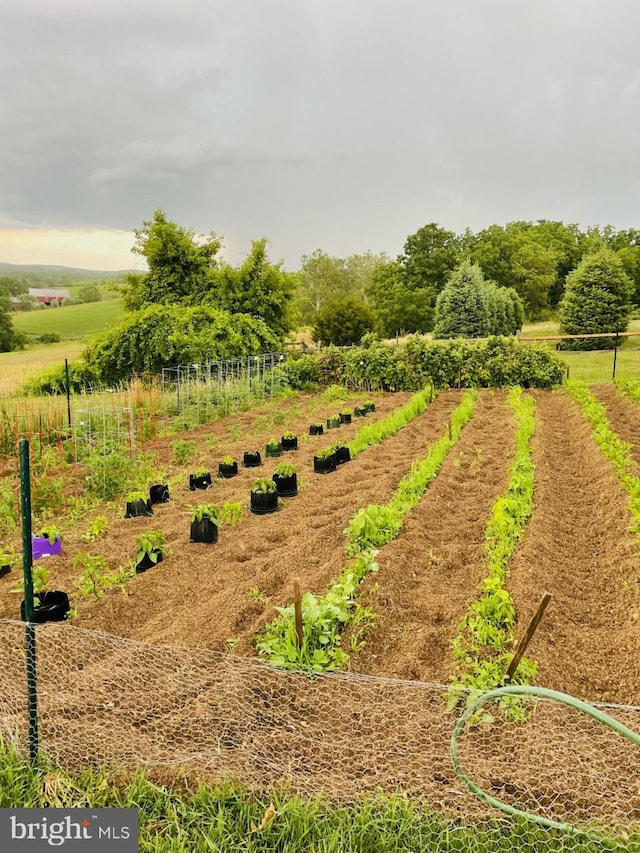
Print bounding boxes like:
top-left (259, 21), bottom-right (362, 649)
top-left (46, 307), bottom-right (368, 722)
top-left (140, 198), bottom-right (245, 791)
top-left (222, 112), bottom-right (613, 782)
top-left (0, 342), bottom-right (83, 396)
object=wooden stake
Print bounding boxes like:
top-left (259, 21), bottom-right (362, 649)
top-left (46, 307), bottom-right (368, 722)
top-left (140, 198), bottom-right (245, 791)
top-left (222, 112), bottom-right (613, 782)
top-left (448, 417), bottom-right (452, 441)
top-left (429, 383), bottom-right (433, 404)
top-left (293, 578), bottom-right (303, 650)
top-left (505, 592), bottom-right (552, 681)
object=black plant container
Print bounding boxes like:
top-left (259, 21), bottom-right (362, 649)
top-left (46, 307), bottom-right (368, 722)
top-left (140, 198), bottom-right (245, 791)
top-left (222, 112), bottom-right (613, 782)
top-left (313, 453), bottom-right (337, 474)
top-left (135, 549), bottom-right (164, 574)
top-left (149, 484), bottom-right (170, 505)
top-left (125, 498), bottom-right (153, 518)
top-left (365, 402), bottom-right (376, 413)
top-left (218, 461), bottom-right (238, 479)
top-left (354, 406), bottom-right (367, 418)
top-left (190, 518), bottom-right (219, 543)
top-left (327, 417), bottom-right (341, 430)
top-left (266, 443), bottom-right (283, 458)
top-left (309, 424), bottom-right (324, 436)
top-left (281, 435), bottom-right (298, 451)
top-left (20, 590), bottom-right (70, 624)
top-left (243, 451), bottom-right (262, 468)
top-left (250, 490), bottom-right (279, 515)
top-left (273, 472), bottom-right (298, 497)
top-left (189, 473), bottom-right (212, 491)
top-left (0, 564), bottom-right (10, 579)
top-left (334, 446), bottom-right (351, 465)
top-left (340, 413), bottom-right (352, 425)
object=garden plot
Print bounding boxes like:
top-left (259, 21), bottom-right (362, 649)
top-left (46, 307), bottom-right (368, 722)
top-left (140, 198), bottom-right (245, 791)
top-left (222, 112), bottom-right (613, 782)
top-left (65, 391), bottom-right (462, 649)
top-left (348, 390), bottom-right (517, 683)
top-left (591, 383), bottom-right (640, 468)
top-left (506, 390), bottom-right (640, 706)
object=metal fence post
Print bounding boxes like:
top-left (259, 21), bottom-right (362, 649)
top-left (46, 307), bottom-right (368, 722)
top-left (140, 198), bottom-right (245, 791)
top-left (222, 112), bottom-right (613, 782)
top-left (612, 330), bottom-right (619, 380)
top-left (64, 358), bottom-right (72, 431)
top-left (19, 439), bottom-right (39, 764)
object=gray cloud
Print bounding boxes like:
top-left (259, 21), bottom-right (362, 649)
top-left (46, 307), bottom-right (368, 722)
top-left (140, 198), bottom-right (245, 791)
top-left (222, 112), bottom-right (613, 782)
top-left (1, 0), bottom-right (640, 265)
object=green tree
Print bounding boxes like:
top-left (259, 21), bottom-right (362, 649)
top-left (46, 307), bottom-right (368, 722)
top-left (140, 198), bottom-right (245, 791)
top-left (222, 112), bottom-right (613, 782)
top-left (400, 223), bottom-right (462, 300)
top-left (366, 260), bottom-right (433, 336)
top-left (559, 249), bottom-right (634, 349)
top-left (76, 285), bottom-right (102, 303)
top-left (433, 261), bottom-right (491, 339)
top-left (118, 208), bottom-right (222, 311)
top-left (0, 293), bottom-right (25, 352)
top-left (312, 295), bottom-right (374, 346)
top-left (295, 250), bottom-right (348, 325)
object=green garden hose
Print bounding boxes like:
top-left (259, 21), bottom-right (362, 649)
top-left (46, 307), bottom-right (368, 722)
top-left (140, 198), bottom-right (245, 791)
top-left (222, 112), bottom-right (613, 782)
top-left (450, 684), bottom-right (640, 836)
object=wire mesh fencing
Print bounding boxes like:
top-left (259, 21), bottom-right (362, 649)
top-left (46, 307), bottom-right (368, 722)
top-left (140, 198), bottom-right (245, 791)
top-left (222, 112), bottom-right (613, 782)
top-left (0, 619), bottom-right (638, 851)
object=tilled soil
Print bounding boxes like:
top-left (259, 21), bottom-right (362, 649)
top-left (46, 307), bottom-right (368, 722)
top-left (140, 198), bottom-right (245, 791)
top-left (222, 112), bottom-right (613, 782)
top-left (348, 389), bottom-right (516, 682)
top-left (5, 390), bottom-right (465, 650)
top-left (591, 383), bottom-right (640, 469)
top-left (507, 389), bottom-right (640, 706)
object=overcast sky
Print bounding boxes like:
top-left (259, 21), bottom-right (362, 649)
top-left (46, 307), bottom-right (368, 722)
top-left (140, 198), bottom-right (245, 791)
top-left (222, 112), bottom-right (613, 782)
top-left (1, 0), bottom-right (640, 270)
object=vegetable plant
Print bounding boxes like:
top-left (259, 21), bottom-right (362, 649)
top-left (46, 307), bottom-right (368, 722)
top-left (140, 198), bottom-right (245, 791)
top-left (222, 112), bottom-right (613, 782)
top-left (172, 439), bottom-right (197, 465)
top-left (189, 504), bottom-right (220, 524)
top-left (193, 467), bottom-right (210, 478)
top-left (222, 455), bottom-right (235, 466)
top-left (315, 448), bottom-right (335, 461)
top-left (282, 431), bottom-right (297, 440)
top-left (36, 524), bottom-right (61, 544)
top-left (220, 501), bottom-right (243, 526)
top-left (82, 515), bottom-right (108, 542)
top-left (266, 438), bottom-right (281, 448)
top-left (135, 531), bottom-right (169, 565)
top-left (251, 477), bottom-right (277, 494)
top-left (74, 553), bottom-right (113, 599)
top-left (344, 505), bottom-right (402, 555)
top-left (126, 491), bottom-right (147, 504)
top-left (273, 462), bottom-right (297, 478)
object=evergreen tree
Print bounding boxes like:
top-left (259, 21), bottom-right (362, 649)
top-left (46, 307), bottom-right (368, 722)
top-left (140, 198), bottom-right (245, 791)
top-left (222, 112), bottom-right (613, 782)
top-left (433, 261), bottom-right (491, 339)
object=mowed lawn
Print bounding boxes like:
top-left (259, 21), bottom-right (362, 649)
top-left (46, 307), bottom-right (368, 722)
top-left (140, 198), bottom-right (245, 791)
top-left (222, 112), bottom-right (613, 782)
top-left (12, 298), bottom-right (123, 339)
top-left (0, 341), bottom-right (84, 395)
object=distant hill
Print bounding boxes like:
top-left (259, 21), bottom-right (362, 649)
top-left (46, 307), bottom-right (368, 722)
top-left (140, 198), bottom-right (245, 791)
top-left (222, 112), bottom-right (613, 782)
top-left (0, 262), bottom-right (135, 282)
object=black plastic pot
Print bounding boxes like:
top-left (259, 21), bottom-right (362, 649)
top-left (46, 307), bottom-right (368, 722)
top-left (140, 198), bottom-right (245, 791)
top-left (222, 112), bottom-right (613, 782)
top-left (340, 413), bottom-right (352, 425)
top-left (20, 590), bottom-right (70, 623)
top-left (190, 518), bottom-right (219, 543)
top-left (149, 484), bottom-right (170, 505)
top-left (273, 472), bottom-right (298, 497)
top-left (327, 417), bottom-right (341, 430)
top-left (0, 564), bottom-right (11, 579)
top-left (250, 490), bottom-right (279, 514)
top-left (218, 461), bottom-right (238, 479)
top-left (125, 498), bottom-right (153, 518)
top-left (281, 435), bottom-right (298, 451)
top-left (265, 443), bottom-right (283, 458)
top-left (135, 549), bottom-right (164, 574)
top-left (243, 451), bottom-right (262, 468)
top-left (365, 402), bottom-right (376, 413)
top-left (309, 424), bottom-right (324, 436)
top-left (189, 473), bottom-right (212, 491)
top-left (354, 406), bottom-right (367, 417)
top-left (313, 453), bottom-right (337, 474)
top-left (334, 446), bottom-right (351, 465)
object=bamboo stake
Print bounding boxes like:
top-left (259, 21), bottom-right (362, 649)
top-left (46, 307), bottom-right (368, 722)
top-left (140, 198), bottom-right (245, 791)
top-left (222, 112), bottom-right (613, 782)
top-left (505, 592), bottom-right (552, 681)
top-left (293, 578), bottom-right (303, 650)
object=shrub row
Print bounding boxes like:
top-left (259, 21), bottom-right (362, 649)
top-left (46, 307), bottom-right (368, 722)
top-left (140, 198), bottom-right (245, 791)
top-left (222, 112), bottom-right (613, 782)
top-left (287, 335), bottom-right (564, 393)
top-left (257, 390), bottom-right (477, 672)
top-left (449, 388), bottom-right (537, 713)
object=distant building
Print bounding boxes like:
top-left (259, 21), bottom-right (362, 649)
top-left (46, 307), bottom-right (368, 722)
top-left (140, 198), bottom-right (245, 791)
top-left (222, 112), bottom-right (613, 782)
top-left (27, 288), bottom-right (70, 306)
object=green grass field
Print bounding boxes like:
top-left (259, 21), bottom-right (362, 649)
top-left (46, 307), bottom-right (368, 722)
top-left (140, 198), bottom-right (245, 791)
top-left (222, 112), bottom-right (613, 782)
top-left (12, 299), bottom-right (123, 340)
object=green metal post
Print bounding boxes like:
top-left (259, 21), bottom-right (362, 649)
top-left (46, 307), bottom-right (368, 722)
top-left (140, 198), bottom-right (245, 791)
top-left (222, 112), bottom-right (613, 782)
top-left (612, 330), bottom-right (619, 380)
top-left (19, 439), bottom-right (39, 764)
top-left (65, 358), bottom-right (72, 431)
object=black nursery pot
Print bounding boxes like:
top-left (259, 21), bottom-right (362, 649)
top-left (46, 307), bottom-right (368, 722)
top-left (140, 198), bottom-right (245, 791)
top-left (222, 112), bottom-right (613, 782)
top-left (135, 549), bottom-right (163, 574)
top-left (273, 472), bottom-right (298, 497)
top-left (20, 590), bottom-right (70, 624)
top-left (327, 417), bottom-right (341, 430)
top-left (0, 564), bottom-right (10, 579)
top-left (149, 484), bottom-right (170, 505)
top-left (190, 518), bottom-right (219, 543)
top-left (309, 424), bottom-right (324, 436)
top-left (313, 453), bottom-right (337, 474)
top-left (250, 490), bottom-right (279, 515)
top-left (340, 413), bottom-right (352, 425)
top-left (281, 435), bottom-right (298, 451)
top-left (243, 451), bottom-right (262, 468)
top-left (125, 498), bottom-right (153, 518)
top-left (365, 403), bottom-right (376, 413)
top-left (189, 473), bottom-right (212, 491)
top-left (265, 443), bottom-right (283, 458)
top-left (218, 461), bottom-right (238, 479)
top-left (334, 446), bottom-right (351, 465)
top-left (354, 406), bottom-right (367, 418)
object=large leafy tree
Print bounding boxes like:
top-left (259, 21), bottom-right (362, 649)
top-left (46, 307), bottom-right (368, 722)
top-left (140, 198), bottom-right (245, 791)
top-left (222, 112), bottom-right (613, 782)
top-left (366, 260), bottom-right (434, 336)
top-left (0, 292), bottom-right (25, 352)
top-left (400, 223), bottom-right (462, 298)
top-left (559, 249), bottom-right (633, 349)
top-left (296, 250), bottom-right (349, 325)
top-left (433, 261), bottom-right (492, 339)
top-left (312, 294), bottom-right (374, 346)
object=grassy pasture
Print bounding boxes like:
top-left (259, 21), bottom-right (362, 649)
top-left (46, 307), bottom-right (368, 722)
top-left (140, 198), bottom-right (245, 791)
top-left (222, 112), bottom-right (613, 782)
top-left (11, 298), bottom-right (123, 340)
top-left (0, 341), bottom-right (83, 395)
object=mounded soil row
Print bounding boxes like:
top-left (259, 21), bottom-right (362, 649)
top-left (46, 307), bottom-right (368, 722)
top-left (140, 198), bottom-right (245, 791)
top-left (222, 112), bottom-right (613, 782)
top-left (349, 390), bottom-right (516, 682)
top-left (507, 389), bottom-right (640, 706)
top-left (591, 382), bottom-right (640, 469)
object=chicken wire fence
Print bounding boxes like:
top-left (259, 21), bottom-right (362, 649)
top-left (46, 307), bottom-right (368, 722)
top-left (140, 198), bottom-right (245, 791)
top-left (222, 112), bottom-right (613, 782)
top-left (0, 619), bottom-right (638, 851)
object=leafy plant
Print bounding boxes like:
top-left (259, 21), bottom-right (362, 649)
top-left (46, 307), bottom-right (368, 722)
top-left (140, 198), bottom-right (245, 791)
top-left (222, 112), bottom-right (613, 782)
top-left (0, 547), bottom-right (16, 567)
top-left (10, 564), bottom-right (49, 596)
top-left (220, 501), bottom-right (243, 526)
top-left (249, 587), bottom-right (267, 602)
top-left (82, 515), bottom-right (108, 542)
top-left (315, 448), bottom-right (335, 461)
top-left (312, 422), bottom-right (323, 429)
top-left (345, 505), bottom-right (402, 554)
top-left (172, 439), bottom-right (198, 465)
top-left (74, 553), bottom-right (113, 598)
top-left (0, 485), bottom-right (18, 535)
top-left (341, 409), bottom-right (353, 416)
top-left (126, 490), bottom-right (147, 504)
top-left (222, 455), bottom-right (235, 466)
top-left (135, 531), bottom-right (169, 564)
top-left (251, 477), bottom-right (277, 494)
top-left (282, 431), bottom-right (296, 440)
top-left (228, 425), bottom-right (240, 442)
top-left (193, 467), bottom-right (210, 478)
top-left (266, 438), bottom-right (281, 448)
top-left (273, 462), bottom-right (297, 478)
top-left (205, 433), bottom-right (219, 451)
top-left (189, 504), bottom-right (219, 524)
top-left (36, 524), bottom-right (61, 545)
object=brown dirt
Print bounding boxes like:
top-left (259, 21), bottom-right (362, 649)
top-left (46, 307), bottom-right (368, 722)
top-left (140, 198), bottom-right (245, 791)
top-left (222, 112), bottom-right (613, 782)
top-left (507, 389), bottom-right (640, 706)
top-left (348, 390), bottom-right (516, 682)
top-left (591, 383), bottom-right (640, 469)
